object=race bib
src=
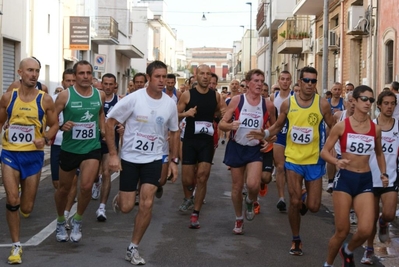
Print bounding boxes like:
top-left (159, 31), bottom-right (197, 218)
top-left (382, 136), bottom-right (397, 155)
top-left (133, 132), bottom-right (159, 154)
top-left (8, 125), bottom-right (35, 143)
top-left (72, 122), bottom-right (96, 140)
top-left (240, 111), bottom-right (261, 129)
top-left (194, 121), bottom-right (214, 136)
top-left (290, 126), bottom-right (313, 144)
top-left (346, 133), bottom-right (374, 155)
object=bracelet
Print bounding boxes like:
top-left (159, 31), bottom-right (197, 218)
top-left (43, 136), bottom-right (50, 145)
top-left (264, 129), bottom-right (270, 139)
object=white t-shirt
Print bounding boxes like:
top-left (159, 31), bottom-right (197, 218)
top-left (107, 89), bottom-right (179, 163)
top-left (393, 93), bottom-right (399, 120)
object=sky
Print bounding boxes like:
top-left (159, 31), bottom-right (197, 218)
top-left (164, 0), bottom-right (256, 48)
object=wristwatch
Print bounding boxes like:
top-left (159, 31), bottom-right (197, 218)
top-left (381, 173), bottom-right (389, 178)
top-left (171, 158), bottom-right (180, 164)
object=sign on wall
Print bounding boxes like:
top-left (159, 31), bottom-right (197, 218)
top-left (69, 16), bottom-right (90, 50)
top-left (94, 54), bottom-right (106, 72)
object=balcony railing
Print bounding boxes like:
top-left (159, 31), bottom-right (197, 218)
top-left (277, 17), bottom-right (311, 45)
top-left (91, 16), bottom-right (119, 45)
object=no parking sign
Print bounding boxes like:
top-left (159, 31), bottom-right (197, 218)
top-left (94, 54), bottom-right (106, 72)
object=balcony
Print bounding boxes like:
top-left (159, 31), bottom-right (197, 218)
top-left (277, 17), bottom-right (311, 54)
top-left (256, 0), bottom-right (296, 37)
top-left (293, 0), bottom-right (324, 16)
top-left (91, 16), bottom-right (119, 45)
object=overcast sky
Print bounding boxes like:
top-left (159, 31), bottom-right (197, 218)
top-left (165, 0), bottom-right (256, 48)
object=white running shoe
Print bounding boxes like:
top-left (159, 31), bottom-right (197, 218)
top-left (70, 218), bottom-right (82, 242)
top-left (126, 246), bottom-right (146, 265)
top-left (96, 208), bottom-right (107, 222)
top-left (91, 175), bottom-right (102, 200)
top-left (56, 221), bottom-right (69, 242)
top-left (360, 249), bottom-right (374, 265)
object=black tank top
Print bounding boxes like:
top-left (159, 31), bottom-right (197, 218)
top-left (184, 88), bottom-right (217, 140)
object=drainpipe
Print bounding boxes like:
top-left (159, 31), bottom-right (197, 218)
top-left (268, 0), bottom-right (272, 89)
top-left (340, 0), bottom-right (344, 84)
top-left (322, 0), bottom-right (329, 95)
top-left (372, 1), bottom-right (378, 92)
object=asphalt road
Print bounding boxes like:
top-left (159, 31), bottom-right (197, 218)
top-left (0, 144), bottom-right (385, 267)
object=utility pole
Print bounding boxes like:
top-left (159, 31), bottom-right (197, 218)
top-left (268, 1), bottom-right (272, 88)
top-left (246, 2), bottom-right (252, 70)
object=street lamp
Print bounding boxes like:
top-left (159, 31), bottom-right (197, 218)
top-left (246, 2), bottom-right (252, 70)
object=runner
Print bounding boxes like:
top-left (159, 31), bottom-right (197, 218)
top-left (320, 85), bottom-right (388, 267)
top-left (0, 57), bottom-right (58, 264)
top-left (220, 69), bottom-right (276, 234)
top-left (361, 90), bottom-right (398, 265)
top-left (107, 60), bottom-right (179, 265)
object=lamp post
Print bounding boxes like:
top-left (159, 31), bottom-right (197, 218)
top-left (246, 2), bottom-right (252, 70)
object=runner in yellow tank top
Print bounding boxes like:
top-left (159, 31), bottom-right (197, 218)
top-left (0, 57), bottom-right (58, 264)
top-left (247, 67), bottom-right (335, 256)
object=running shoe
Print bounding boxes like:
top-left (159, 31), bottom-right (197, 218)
top-left (378, 216), bottom-right (389, 243)
top-left (349, 210), bottom-right (357, 225)
top-left (289, 240), bottom-right (303, 256)
top-left (300, 189), bottom-right (308, 216)
top-left (112, 194), bottom-right (120, 213)
top-left (340, 244), bottom-right (355, 267)
top-left (242, 184), bottom-right (248, 196)
top-left (276, 199), bottom-right (287, 212)
top-left (96, 208), bottom-right (107, 222)
top-left (65, 215), bottom-right (71, 230)
top-left (178, 198), bottom-right (194, 212)
top-left (70, 218), bottom-right (82, 242)
top-left (259, 183), bottom-right (268, 197)
top-left (8, 245), bottom-right (22, 264)
top-left (125, 246), bottom-right (146, 265)
top-left (326, 182), bottom-right (333, 194)
top-left (245, 196), bottom-right (255, 221)
top-left (56, 221), bottom-right (69, 242)
top-left (91, 175), bottom-right (102, 200)
top-left (360, 249), bottom-right (374, 265)
top-left (233, 219), bottom-right (244, 235)
top-left (135, 192), bottom-right (140, 206)
top-left (155, 186), bottom-right (163, 199)
top-left (189, 213), bottom-right (200, 229)
top-left (254, 201), bottom-right (260, 214)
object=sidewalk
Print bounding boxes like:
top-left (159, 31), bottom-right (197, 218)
top-left (321, 178), bottom-right (399, 267)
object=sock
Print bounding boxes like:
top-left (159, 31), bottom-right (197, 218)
top-left (12, 242), bottom-right (21, 247)
top-left (366, 246), bottom-right (374, 252)
top-left (344, 244), bottom-right (353, 255)
top-left (379, 216), bottom-right (386, 225)
top-left (74, 213), bottom-right (82, 221)
top-left (129, 242), bottom-right (138, 250)
top-left (99, 203), bottom-right (106, 210)
top-left (279, 197), bottom-right (285, 202)
top-left (57, 215), bottom-right (65, 222)
top-left (292, 235), bottom-right (301, 241)
top-left (246, 197), bottom-right (253, 204)
top-left (236, 216), bottom-right (244, 221)
top-left (193, 210), bottom-right (200, 216)
top-left (323, 262), bottom-right (332, 267)
top-left (64, 210), bottom-right (70, 218)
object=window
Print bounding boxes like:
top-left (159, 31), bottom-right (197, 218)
top-left (386, 40), bottom-right (394, 84)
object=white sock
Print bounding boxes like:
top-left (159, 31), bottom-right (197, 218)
top-left (129, 242), bottom-right (138, 249)
top-left (99, 203), bottom-right (105, 210)
top-left (279, 197), bottom-right (285, 202)
top-left (64, 211), bottom-right (70, 218)
top-left (344, 245), bottom-right (353, 255)
top-left (12, 242), bottom-right (21, 247)
top-left (236, 216), bottom-right (244, 220)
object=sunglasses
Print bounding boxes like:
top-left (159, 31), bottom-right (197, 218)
top-left (358, 96), bottom-right (375, 103)
top-left (301, 78), bottom-right (318, 84)
top-left (240, 84), bottom-right (245, 88)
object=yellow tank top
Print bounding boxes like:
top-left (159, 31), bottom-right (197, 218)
top-left (2, 89), bottom-right (46, 151)
top-left (285, 94), bottom-right (325, 165)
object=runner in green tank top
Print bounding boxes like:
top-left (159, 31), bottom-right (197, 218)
top-left (54, 60), bottom-right (106, 243)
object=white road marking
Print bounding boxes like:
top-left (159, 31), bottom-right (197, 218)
top-left (0, 172), bottom-right (119, 247)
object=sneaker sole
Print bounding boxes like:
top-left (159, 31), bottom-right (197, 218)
top-left (97, 216), bottom-right (107, 222)
top-left (56, 236), bottom-right (69, 242)
top-left (189, 225), bottom-right (200, 229)
top-left (289, 251), bottom-right (303, 256)
top-left (70, 237), bottom-right (81, 243)
top-left (8, 259), bottom-right (22, 264)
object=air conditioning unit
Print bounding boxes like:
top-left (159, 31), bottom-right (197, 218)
top-left (347, 5), bottom-right (366, 35)
top-left (328, 31), bottom-right (339, 50)
top-left (302, 38), bottom-right (312, 53)
top-left (316, 37), bottom-right (323, 54)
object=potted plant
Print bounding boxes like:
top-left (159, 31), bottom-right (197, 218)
top-left (279, 30), bottom-right (286, 38)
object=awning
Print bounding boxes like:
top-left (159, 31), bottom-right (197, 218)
top-left (115, 45), bottom-right (144, 59)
